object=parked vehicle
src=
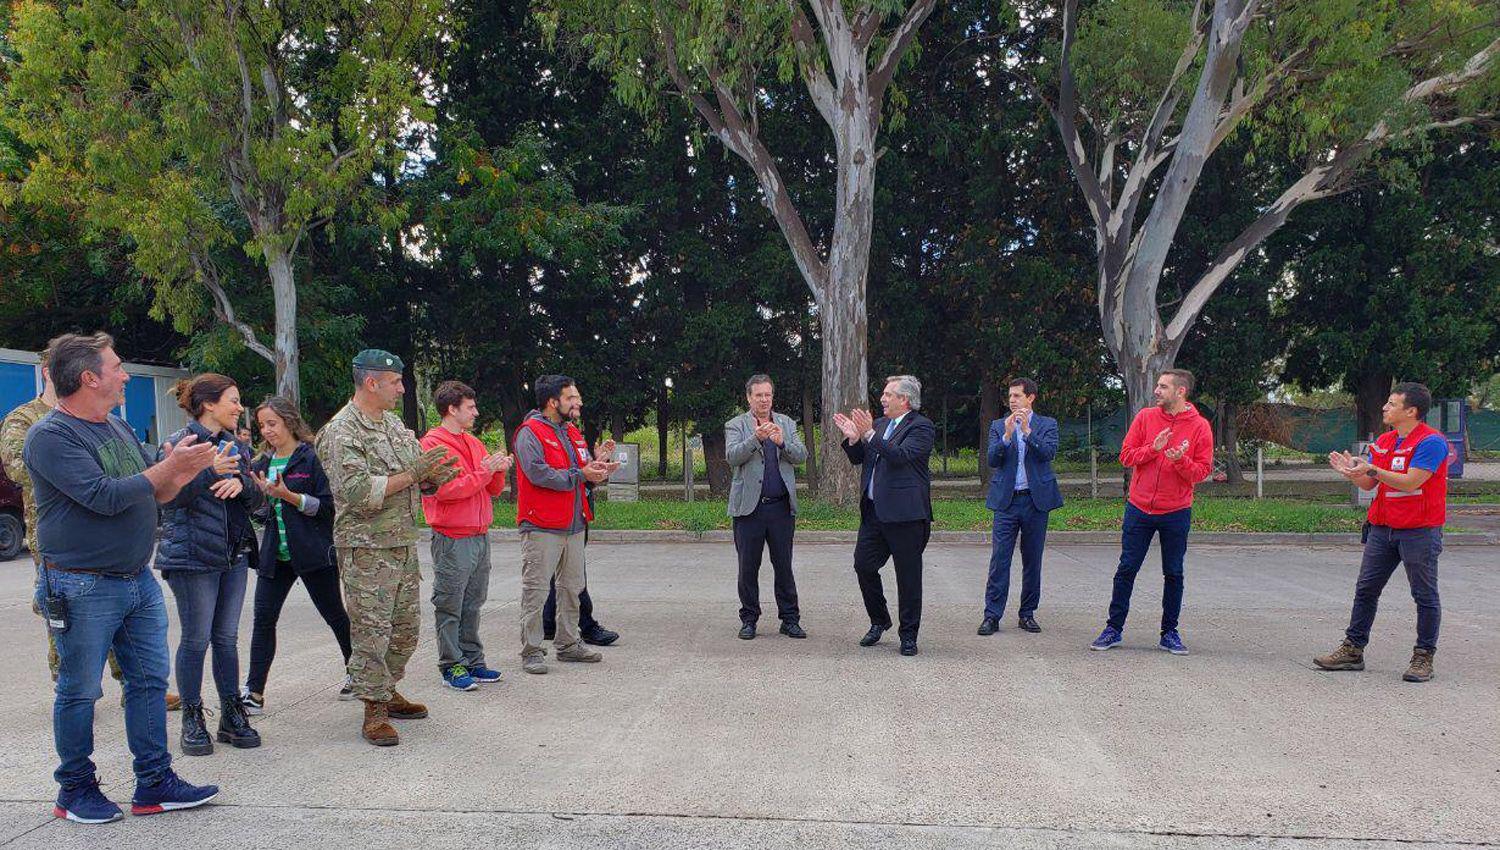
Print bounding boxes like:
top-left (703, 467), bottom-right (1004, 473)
top-left (0, 462), bottom-right (22, 561)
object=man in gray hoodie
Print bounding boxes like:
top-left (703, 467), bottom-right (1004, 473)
top-left (512, 375), bottom-right (618, 675)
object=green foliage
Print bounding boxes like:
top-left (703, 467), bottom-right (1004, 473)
top-left (2, 0), bottom-right (444, 365)
top-left (584, 496), bottom-right (1370, 533)
top-left (1279, 131), bottom-right (1500, 412)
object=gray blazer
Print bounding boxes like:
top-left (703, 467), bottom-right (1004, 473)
top-left (725, 411), bottom-right (807, 517)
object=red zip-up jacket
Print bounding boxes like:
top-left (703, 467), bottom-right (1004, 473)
top-left (419, 426), bottom-right (506, 538)
top-left (1119, 402), bottom-right (1214, 515)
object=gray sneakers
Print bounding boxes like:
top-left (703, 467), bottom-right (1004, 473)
top-left (522, 656), bottom-right (549, 675)
top-left (556, 645), bottom-right (602, 663)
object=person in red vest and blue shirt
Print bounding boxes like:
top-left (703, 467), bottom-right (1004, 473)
top-left (1316, 382), bottom-right (1446, 683)
top-left (1090, 369), bottom-right (1213, 656)
top-left (512, 375), bottom-right (619, 675)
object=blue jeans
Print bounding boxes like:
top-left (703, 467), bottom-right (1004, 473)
top-left (1106, 503), bottom-right (1191, 634)
top-left (165, 557), bottom-right (249, 705)
top-left (984, 491), bottom-right (1049, 619)
top-left (39, 566), bottom-right (172, 790)
top-left (1345, 525), bottom-right (1442, 651)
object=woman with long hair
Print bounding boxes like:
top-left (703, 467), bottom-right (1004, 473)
top-left (241, 396), bottom-right (353, 712)
top-left (156, 374), bottom-right (263, 755)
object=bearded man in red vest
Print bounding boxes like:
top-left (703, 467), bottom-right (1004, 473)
top-left (1317, 382), bottom-right (1448, 683)
top-left (512, 375), bottom-right (618, 675)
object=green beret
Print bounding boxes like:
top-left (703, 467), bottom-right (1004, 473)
top-left (353, 349), bottom-right (404, 373)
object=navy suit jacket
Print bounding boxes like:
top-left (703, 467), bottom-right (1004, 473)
top-left (985, 414), bottom-right (1064, 513)
top-left (842, 411), bottom-right (934, 524)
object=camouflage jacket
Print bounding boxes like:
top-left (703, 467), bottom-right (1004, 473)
top-left (0, 397), bottom-right (53, 555)
top-left (315, 401), bottom-right (422, 549)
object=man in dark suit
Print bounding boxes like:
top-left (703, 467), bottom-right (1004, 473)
top-left (833, 375), bottom-right (935, 657)
top-left (979, 377), bottom-right (1063, 635)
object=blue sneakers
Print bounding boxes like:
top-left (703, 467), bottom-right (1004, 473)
top-left (467, 664), bottom-right (502, 684)
top-left (131, 770), bottom-right (218, 816)
top-left (1159, 630), bottom-right (1189, 655)
top-left (443, 664), bottom-right (478, 691)
top-left (1090, 626), bottom-right (1123, 651)
top-left (54, 779), bottom-right (123, 824)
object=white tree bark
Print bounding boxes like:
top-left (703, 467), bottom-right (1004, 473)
top-left (1045, 0), bottom-right (1500, 416)
top-left (654, 0), bottom-right (934, 503)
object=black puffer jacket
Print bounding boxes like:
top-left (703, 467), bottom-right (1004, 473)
top-left (154, 421), bottom-right (263, 574)
top-left (251, 441), bottom-right (336, 579)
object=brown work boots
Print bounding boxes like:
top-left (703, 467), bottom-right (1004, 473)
top-left (360, 692), bottom-right (428, 746)
top-left (387, 692), bottom-right (429, 719)
top-left (1312, 640), bottom-right (1365, 671)
top-left (361, 701), bottom-right (398, 746)
top-left (1313, 640), bottom-right (1435, 683)
top-left (1402, 648), bottom-right (1435, 683)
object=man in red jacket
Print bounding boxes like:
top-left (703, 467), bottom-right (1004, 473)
top-left (1090, 369), bottom-right (1213, 655)
top-left (420, 381), bottom-right (512, 691)
top-left (1315, 382), bottom-right (1446, 683)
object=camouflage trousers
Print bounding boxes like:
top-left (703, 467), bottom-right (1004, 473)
top-left (338, 546), bottom-right (421, 703)
top-left (34, 558), bottom-right (122, 683)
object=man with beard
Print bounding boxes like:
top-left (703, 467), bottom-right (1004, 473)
top-left (513, 375), bottom-right (618, 675)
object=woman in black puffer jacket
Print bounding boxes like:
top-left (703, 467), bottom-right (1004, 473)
top-left (156, 373), bottom-right (264, 756)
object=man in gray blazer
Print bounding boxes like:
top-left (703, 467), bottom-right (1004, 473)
top-left (726, 374), bottom-right (808, 640)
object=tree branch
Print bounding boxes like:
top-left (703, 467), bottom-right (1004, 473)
top-left (787, 0), bottom-right (838, 129)
top-left (193, 251), bottom-right (276, 363)
top-left (652, 3), bottom-right (829, 301)
top-left (1051, 0), bottom-right (1112, 236)
top-left (868, 0), bottom-right (937, 105)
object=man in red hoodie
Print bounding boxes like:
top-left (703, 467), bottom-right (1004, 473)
top-left (420, 381), bottom-right (512, 691)
top-left (1090, 369), bottom-right (1213, 655)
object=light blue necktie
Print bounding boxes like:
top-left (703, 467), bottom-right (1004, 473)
top-left (869, 418), bottom-right (898, 499)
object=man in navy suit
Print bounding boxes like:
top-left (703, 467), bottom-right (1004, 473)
top-left (834, 375), bottom-right (935, 657)
top-left (979, 378), bottom-right (1063, 635)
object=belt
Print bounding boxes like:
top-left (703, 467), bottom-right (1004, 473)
top-left (44, 560), bottom-right (117, 577)
top-left (1014, 488), bottom-right (1030, 495)
top-left (759, 494), bottom-right (789, 504)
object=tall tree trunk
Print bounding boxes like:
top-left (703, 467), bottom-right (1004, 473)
top-left (1221, 401), bottom-right (1244, 484)
top-left (978, 378), bottom-right (1001, 459)
top-left (800, 375), bottom-right (818, 498)
top-left (265, 246), bottom-right (300, 403)
top-left (702, 428), bottom-right (731, 497)
top-left (610, 411), bottom-right (627, 443)
top-left (815, 110), bottom-right (877, 506)
top-left (1354, 370), bottom-right (1392, 444)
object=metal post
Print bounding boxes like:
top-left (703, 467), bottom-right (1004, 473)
top-left (1090, 447), bottom-right (1099, 499)
top-left (683, 426), bottom-right (694, 503)
top-left (1255, 445), bottom-right (1264, 499)
top-left (941, 393), bottom-right (949, 475)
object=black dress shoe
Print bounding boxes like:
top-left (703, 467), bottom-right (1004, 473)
top-left (779, 622), bottom-right (807, 639)
top-left (858, 625), bottom-right (886, 647)
top-left (738, 623), bottom-right (756, 640)
top-left (1018, 615), bottom-right (1041, 633)
top-left (977, 617), bottom-right (999, 636)
top-left (582, 625), bottom-right (620, 646)
top-left (900, 640), bottom-right (919, 656)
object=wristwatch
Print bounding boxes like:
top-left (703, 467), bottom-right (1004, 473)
top-left (1366, 468), bottom-right (1379, 479)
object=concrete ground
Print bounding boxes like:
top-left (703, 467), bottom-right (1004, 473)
top-left (1, 539), bottom-right (1496, 849)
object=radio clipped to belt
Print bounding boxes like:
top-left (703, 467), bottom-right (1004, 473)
top-left (42, 566), bottom-right (68, 635)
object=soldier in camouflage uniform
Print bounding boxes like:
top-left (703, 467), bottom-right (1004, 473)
top-left (316, 349), bottom-right (459, 746)
top-left (0, 348), bottom-right (182, 710)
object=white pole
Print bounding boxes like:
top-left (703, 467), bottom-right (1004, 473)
top-left (1255, 445), bottom-right (1264, 499)
top-left (1090, 447), bottom-right (1099, 499)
